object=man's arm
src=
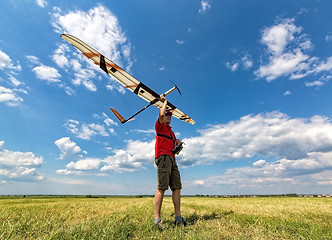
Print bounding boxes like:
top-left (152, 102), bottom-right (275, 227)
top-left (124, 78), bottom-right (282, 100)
top-left (158, 95), bottom-right (167, 124)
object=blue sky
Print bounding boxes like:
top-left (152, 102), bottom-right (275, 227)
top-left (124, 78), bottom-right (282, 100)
top-left (1, 0), bottom-right (332, 195)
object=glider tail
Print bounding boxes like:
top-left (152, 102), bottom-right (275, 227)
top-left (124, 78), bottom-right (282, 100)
top-left (110, 108), bottom-right (126, 124)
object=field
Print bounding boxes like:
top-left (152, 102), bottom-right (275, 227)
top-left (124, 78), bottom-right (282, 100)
top-left (1, 196), bottom-right (332, 239)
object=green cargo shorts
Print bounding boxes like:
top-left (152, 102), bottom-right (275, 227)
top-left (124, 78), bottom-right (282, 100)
top-left (155, 155), bottom-right (182, 191)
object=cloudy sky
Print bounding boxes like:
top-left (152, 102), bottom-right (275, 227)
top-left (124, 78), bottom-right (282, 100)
top-left (1, 0), bottom-right (332, 195)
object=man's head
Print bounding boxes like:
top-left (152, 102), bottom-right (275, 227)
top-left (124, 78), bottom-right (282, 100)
top-left (164, 111), bottom-right (172, 125)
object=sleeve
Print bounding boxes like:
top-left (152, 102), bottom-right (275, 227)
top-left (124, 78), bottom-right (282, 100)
top-left (155, 119), bottom-right (163, 133)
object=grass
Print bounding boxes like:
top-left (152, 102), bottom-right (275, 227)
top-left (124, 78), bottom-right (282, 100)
top-left (1, 196), bottom-right (332, 239)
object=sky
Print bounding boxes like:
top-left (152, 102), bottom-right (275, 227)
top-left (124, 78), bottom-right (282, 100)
top-left (1, 0), bottom-right (332, 195)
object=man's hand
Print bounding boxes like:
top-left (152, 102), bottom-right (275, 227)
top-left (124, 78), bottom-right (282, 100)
top-left (175, 139), bottom-right (182, 146)
top-left (159, 94), bottom-right (166, 102)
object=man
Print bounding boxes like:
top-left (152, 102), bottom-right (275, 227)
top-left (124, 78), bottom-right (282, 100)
top-left (154, 95), bottom-right (186, 226)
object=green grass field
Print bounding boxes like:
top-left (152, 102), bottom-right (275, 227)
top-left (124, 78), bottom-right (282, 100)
top-left (1, 196), bottom-right (332, 239)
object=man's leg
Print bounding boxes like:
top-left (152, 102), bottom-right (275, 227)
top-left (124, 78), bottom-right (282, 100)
top-left (154, 188), bottom-right (166, 220)
top-left (172, 188), bottom-right (181, 217)
top-left (172, 188), bottom-right (186, 225)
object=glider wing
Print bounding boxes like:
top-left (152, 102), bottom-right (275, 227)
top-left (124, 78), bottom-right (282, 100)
top-left (61, 34), bottom-right (195, 124)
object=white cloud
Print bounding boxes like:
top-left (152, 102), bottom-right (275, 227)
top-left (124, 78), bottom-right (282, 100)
top-left (57, 112), bottom-right (332, 183)
top-left (261, 18), bottom-right (302, 56)
top-left (56, 139), bottom-right (154, 175)
top-left (101, 153), bottom-right (141, 173)
top-left (0, 86), bottom-right (23, 106)
top-left (312, 57), bottom-right (332, 73)
top-left (65, 121), bottom-right (108, 140)
top-left (56, 169), bottom-right (84, 175)
top-left (72, 68), bottom-right (97, 92)
top-left (55, 137), bottom-right (82, 159)
top-left (66, 158), bottom-right (100, 170)
top-left (0, 50), bottom-right (25, 106)
top-left (253, 159), bottom-right (266, 168)
top-left (51, 5), bottom-right (133, 93)
top-left (176, 40), bottom-right (184, 45)
top-left (35, 0), bottom-right (47, 8)
top-left (32, 65), bottom-right (61, 83)
top-left (226, 54), bottom-right (252, 71)
top-left (27, 55), bottom-right (75, 95)
top-left (26, 55), bottom-right (40, 65)
top-left (0, 148), bottom-right (43, 168)
top-left (93, 112), bottom-right (118, 127)
top-left (283, 90), bottom-right (292, 96)
top-left (305, 75), bottom-right (332, 88)
top-left (226, 62), bottom-right (238, 72)
top-left (132, 129), bottom-right (155, 135)
top-left (179, 112), bottom-right (332, 166)
top-left (52, 44), bottom-right (70, 69)
top-left (305, 80), bottom-right (324, 87)
top-left (0, 50), bottom-right (21, 71)
top-left (98, 112), bottom-right (332, 170)
top-left (104, 117), bottom-right (118, 127)
top-left (311, 170), bottom-right (332, 185)
top-left (64, 114), bottom-right (116, 140)
top-left (296, 8), bottom-right (308, 16)
top-left (241, 54), bottom-right (253, 69)
top-left (255, 18), bottom-right (332, 83)
top-left (189, 150), bottom-right (332, 192)
top-left (326, 34), bottom-right (332, 42)
top-left (62, 57), bottom-right (97, 92)
top-left (106, 83), bottom-right (126, 94)
top-left (0, 50), bottom-right (13, 70)
top-left (258, 50), bottom-right (309, 81)
top-left (101, 144), bottom-right (151, 173)
top-left (0, 141), bottom-right (44, 182)
top-left (51, 5), bottom-right (130, 65)
top-left (52, 176), bottom-right (91, 185)
top-left (199, 0), bottom-right (212, 14)
top-left (124, 140), bottom-right (155, 162)
top-left (0, 167), bottom-right (44, 181)
top-left (8, 75), bottom-right (22, 87)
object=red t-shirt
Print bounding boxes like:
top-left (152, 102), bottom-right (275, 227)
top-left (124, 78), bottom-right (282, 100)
top-left (155, 119), bottom-right (176, 158)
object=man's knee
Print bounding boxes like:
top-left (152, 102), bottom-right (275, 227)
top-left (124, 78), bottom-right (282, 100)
top-left (157, 188), bottom-right (166, 194)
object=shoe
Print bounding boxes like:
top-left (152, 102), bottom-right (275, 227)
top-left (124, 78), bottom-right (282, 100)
top-left (174, 217), bottom-right (187, 226)
top-left (154, 219), bottom-right (165, 229)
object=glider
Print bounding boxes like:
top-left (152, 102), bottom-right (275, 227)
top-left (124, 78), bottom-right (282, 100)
top-left (61, 34), bottom-right (195, 125)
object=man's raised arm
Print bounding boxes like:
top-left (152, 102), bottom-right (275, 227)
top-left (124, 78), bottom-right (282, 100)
top-left (158, 95), bottom-right (167, 124)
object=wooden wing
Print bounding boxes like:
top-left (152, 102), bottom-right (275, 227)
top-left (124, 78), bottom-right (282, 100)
top-left (61, 34), bottom-right (195, 124)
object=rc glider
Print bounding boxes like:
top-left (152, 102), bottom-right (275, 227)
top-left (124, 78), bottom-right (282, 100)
top-left (61, 34), bottom-right (195, 125)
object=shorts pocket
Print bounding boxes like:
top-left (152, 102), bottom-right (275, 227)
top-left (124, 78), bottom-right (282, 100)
top-left (155, 155), bottom-right (166, 167)
top-left (155, 158), bottom-right (160, 166)
top-left (157, 167), bottom-right (169, 190)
